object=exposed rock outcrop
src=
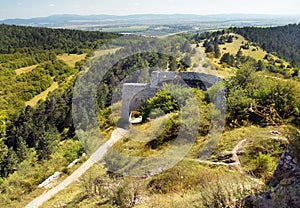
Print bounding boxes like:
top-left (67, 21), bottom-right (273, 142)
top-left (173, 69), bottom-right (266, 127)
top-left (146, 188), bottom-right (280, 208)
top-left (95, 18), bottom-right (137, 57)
top-left (246, 136), bottom-right (300, 208)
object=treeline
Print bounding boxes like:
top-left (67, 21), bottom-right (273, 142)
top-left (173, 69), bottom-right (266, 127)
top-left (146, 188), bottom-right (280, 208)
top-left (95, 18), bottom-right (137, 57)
top-left (2, 85), bottom-right (76, 177)
top-left (0, 24), bottom-right (119, 54)
top-left (231, 24), bottom-right (300, 67)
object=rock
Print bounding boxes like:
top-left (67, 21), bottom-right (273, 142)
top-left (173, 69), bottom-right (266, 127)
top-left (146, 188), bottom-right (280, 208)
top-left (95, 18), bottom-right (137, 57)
top-left (217, 151), bottom-right (233, 160)
top-left (67, 158), bottom-right (80, 169)
top-left (249, 144), bottom-right (300, 208)
top-left (270, 130), bottom-right (281, 135)
top-left (279, 177), bottom-right (295, 186)
top-left (237, 150), bottom-right (245, 155)
top-left (244, 195), bottom-right (255, 208)
top-left (292, 158), bottom-right (298, 164)
top-left (223, 158), bottom-right (237, 164)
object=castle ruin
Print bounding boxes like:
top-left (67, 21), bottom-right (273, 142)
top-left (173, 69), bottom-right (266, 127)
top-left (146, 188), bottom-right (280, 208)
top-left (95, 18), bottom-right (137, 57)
top-left (121, 71), bottom-right (222, 121)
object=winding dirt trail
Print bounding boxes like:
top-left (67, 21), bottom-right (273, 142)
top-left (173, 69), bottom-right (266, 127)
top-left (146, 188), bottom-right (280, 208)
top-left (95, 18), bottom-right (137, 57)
top-left (25, 128), bottom-right (127, 208)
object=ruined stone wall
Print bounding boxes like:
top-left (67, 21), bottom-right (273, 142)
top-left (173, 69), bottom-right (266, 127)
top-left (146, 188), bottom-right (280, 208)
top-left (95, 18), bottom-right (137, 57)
top-left (122, 71), bottom-right (222, 121)
top-left (121, 83), bottom-right (150, 120)
top-left (150, 71), bottom-right (222, 89)
top-left (179, 72), bottom-right (223, 88)
top-left (246, 141), bottom-right (300, 208)
top-left (269, 146), bottom-right (299, 186)
top-left (129, 88), bottom-right (158, 111)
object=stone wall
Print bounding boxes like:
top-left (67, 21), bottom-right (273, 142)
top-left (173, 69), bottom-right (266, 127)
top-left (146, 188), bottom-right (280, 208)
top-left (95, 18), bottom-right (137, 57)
top-left (246, 140), bottom-right (300, 208)
top-left (129, 87), bottom-right (158, 111)
top-left (150, 71), bottom-right (222, 89)
top-left (121, 83), bottom-right (150, 120)
top-left (270, 146), bottom-right (299, 186)
top-left (121, 71), bottom-right (222, 121)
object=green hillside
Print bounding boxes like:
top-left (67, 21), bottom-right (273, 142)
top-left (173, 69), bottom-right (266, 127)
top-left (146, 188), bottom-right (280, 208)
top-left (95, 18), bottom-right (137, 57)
top-left (0, 24), bottom-right (120, 206)
top-left (0, 24), bottom-right (300, 208)
top-left (231, 24), bottom-right (300, 67)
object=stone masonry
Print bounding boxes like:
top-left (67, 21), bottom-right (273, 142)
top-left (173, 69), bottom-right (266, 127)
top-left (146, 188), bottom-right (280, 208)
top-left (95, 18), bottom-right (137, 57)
top-left (121, 71), bottom-right (222, 121)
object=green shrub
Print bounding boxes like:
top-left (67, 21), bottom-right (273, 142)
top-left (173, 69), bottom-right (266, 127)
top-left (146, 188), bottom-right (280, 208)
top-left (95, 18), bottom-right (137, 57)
top-left (251, 153), bottom-right (276, 179)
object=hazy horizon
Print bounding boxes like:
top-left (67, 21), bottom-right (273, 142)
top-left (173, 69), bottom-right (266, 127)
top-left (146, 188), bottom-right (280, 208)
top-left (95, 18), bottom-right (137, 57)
top-left (2, 12), bottom-right (300, 20)
top-left (1, 0), bottom-right (300, 20)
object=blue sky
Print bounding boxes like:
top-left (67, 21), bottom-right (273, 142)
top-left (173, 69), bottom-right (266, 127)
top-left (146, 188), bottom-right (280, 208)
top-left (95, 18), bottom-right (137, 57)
top-left (1, 0), bottom-right (300, 20)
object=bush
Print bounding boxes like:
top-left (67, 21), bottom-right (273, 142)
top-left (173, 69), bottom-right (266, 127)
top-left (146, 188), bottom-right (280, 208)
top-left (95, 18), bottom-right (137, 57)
top-left (251, 153), bottom-right (276, 179)
top-left (146, 115), bottom-right (180, 149)
top-left (140, 89), bottom-right (179, 121)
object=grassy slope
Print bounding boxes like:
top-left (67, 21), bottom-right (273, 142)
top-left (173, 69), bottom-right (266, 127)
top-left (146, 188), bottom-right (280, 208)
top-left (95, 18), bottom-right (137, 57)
top-left (15, 64), bottom-right (39, 75)
top-left (57, 54), bottom-right (87, 67)
top-left (25, 81), bottom-right (59, 106)
top-left (36, 113), bottom-right (290, 207)
top-left (220, 34), bottom-right (266, 60)
top-left (7, 157), bottom-right (88, 208)
top-left (92, 47), bottom-right (122, 59)
top-left (25, 53), bottom-right (88, 107)
top-left (197, 33), bottom-right (291, 79)
top-left (191, 44), bottom-right (233, 79)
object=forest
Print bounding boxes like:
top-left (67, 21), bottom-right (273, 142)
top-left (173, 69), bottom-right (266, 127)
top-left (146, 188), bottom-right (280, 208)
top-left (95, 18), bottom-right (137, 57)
top-left (231, 24), bottom-right (300, 67)
top-left (0, 24), bottom-right (119, 202)
top-left (0, 24), bottom-right (119, 54)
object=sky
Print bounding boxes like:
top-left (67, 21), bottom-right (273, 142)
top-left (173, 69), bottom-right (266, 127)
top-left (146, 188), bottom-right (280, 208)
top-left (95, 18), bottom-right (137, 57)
top-left (1, 0), bottom-right (300, 20)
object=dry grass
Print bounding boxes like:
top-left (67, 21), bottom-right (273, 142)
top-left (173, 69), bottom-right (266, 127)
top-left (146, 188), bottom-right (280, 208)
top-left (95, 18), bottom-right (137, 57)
top-left (15, 64), bottom-right (39, 75)
top-left (92, 47), bottom-right (122, 59)
top-left (221, 34), bottom-right (267, 61)
top-left (25, 82), bottom-right (59, 107)
top-left (136, 168), bottom-right (261, 208)
top-left (200, 33), bottom-right (290, 79)
top-left (25, 124), bottom-right (279, 207)
top-left (112, 114), bottom-right (173, 157)
top-left (221, 34), bottom-right (289, 65)
top-left (194, 46), bottom-right (234, 79)
top-left (57, 53), bottom-right (87, 67)
top-left (41, 165), bottom-right (108, 208)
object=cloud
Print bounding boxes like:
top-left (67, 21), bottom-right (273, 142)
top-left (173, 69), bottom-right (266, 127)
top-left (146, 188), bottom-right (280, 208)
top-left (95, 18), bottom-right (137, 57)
top-left (49, 4), bottom-right (55, 7)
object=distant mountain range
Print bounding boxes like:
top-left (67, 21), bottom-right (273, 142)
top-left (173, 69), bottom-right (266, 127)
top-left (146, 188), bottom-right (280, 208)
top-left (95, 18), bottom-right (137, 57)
top-left (1, 14), bottom-right (300, 32)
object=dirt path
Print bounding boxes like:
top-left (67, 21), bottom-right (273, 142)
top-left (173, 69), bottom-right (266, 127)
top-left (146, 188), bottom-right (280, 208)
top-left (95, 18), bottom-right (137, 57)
top-left (192, 46), bottom-right (207, 74)
top-left (25, 128), bottom-right (127, 208)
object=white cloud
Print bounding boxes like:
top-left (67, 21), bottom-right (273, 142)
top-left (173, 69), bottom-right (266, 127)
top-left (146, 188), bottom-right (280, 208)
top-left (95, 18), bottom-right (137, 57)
top-left (49, 4), bottom-right (55, 7)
